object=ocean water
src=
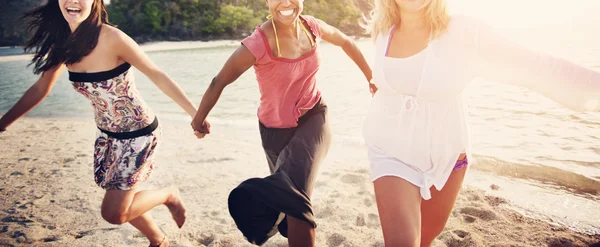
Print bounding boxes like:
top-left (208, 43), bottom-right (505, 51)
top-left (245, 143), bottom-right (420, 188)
top-left (1, 0), bottom-right (599, 209)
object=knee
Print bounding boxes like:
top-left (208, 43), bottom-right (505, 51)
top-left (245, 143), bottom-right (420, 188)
top-left (101, 210), bottom-right (128, 225)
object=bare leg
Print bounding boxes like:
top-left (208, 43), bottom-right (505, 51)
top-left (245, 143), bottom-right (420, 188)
top-left (420, 155), bottom-right (468, 247)
top-left (374, 176), bottom-right (423, 247)
top-left (100, 186), bottom-right (186, 228)
top-left (129, 212), bottom-right (169, 246)
top-left (287, 216), bottom-right (315, 247)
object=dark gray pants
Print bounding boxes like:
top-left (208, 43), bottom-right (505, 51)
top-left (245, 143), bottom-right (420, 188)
top-left (259, 99), bottom-right (331, 197)
top-left (228, 99), bottom-right (331, 245)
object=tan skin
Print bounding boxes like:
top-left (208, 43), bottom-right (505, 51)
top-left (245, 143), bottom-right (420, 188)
top-left (373, 0), bottom-right (467, 246)
top-left (0, 1), bottom-right (198, 246)
top-left (190, 1), bottom-right (373, 246)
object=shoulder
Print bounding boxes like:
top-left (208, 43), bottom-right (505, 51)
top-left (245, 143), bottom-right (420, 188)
top-left (100, 24), bottom-right (133, 48)
top-left (242, 22), bottom-right (270, 60)
top-left (300, 15), bottom-right (321, 28)
top-left (243, 22), bottom-right (268, 45)
top-left (300, 15), bottom-right (323, 37)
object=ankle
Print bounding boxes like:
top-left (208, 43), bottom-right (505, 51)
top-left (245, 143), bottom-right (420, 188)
top-left (149, 235), bottom-right (166, 247)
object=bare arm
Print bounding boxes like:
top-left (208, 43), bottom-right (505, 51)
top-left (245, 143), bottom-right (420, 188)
top-left (317, 19), bottom-right (376, 95)
top-left (474, 20), bottom-right (600, 112)
top-left (190, 45), bottom-right (256, 136)
top-left (0, 65), bottom-right (63, 131)
top-left (110, 28), bottom-right (197, 117)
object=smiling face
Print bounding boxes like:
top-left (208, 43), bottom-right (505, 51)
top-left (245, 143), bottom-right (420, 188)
top-left (267, 0), bottom-right (304, 25)
top-left (58, 0), bottom-right (94, 29)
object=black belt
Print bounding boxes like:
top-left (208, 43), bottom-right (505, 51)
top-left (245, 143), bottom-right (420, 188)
top-left (98, 117), bottom-right (159, 139)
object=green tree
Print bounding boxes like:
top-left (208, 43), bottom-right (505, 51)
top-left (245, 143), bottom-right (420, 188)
top-left (215, 5), bottom-right (255, 35)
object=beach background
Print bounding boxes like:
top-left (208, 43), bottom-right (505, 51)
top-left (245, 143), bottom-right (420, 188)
top-left (1, 0), bottom-right (600, 246)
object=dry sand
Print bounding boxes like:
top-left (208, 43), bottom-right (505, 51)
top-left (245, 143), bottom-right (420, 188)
top-left (0, 117), bottom-right (599, 247)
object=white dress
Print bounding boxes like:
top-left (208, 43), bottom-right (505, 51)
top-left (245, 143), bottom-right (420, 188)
top-left (363, 15), bottom-right (600, 200)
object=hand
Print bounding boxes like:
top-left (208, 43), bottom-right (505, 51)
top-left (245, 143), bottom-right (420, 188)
top-left (191, 119), bottom-right (210, 139)
top-left (369, 79), bottom-right (378, 96)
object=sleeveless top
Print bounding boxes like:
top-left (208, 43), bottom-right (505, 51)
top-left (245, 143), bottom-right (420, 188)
top-left (242, 15), bottom-right (322, 128)
top-left (69, 63), bottom-right (157, 136)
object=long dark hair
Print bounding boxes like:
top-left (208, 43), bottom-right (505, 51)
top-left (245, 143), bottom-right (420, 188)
top-left (23, 0), bottom-right (111, 74)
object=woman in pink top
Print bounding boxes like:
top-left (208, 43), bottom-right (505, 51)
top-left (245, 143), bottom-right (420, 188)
top-left (191, 0), bottom-right (373, 246)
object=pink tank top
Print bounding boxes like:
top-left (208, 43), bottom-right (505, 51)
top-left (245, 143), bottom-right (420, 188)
top-left (242, 15), bottom-right (322, 128)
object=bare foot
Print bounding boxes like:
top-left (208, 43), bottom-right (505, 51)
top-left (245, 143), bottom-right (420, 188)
top-left (165, 186), bottom-right (187, 228)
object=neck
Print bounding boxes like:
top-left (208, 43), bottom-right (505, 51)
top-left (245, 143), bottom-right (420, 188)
top-left (273, 18), bottom-right (300, 39)
top-left (398, 11), bottom-right (428, 31)
top-left (68, 23), bottom-right (80, 33)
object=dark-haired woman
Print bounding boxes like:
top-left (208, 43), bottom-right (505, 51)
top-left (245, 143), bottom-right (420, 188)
top-left (0, 0), bottom-right (196, 246)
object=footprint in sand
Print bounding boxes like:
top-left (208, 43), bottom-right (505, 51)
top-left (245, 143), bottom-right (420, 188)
top-left (340, 174), bottom-right (366, 184)
top-left (459, 207), bottom-right (498, 221)
top-left (462, 215), bottom-right (476, 223)
top-left (10, 230), bottom-right (29, 244)
top-left (440, 231), bottom-right (483, 247)
top-left (42, 236), bottom-right (62, 243)
top-left (371, 241), bottom-right (385, 247)
top-left (452, 229), bottom-right (469, 238)
top-left (315, 206), bottom-right (335, 218)
top-left (363, 197), bottom-right (373, 207)
top-left (356, 168), bottom-right (370, 174)
top-left (315, 180), bottom-right (328, 188)
top-left (17, 202), bottom-right (33, 210)
top-left (484, 195), bottom-right (508, 207)
top-left (547, 237), bottom-right (576, 247)
top-left (194, 232), bottom-right (215, 246)
top-left (74, 227), bottom-right (119, 239)
top-left (356, 214), bottom-right (366, 227)
top-left (366, 213), bottom-right (380, 228)
top-left (327, 233), bottom-right (347, 246)
top-left (330, 191), bottom-right (341, 198)
top-left (2, 216), bottom-right (34, 225)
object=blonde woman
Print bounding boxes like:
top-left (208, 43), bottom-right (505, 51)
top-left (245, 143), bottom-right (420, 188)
top-left (363, 0), bottom-right (600, 246)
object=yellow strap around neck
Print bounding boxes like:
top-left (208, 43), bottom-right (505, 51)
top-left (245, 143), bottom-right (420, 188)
top-left (266, 15), bottom-right (315, 58)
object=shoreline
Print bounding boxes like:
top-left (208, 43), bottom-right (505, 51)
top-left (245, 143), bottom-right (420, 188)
top-left (0, 40), bottom-right (244, 62)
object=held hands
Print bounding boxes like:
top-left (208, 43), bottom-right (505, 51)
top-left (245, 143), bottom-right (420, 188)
top-left (369, 79), bottom-right (378, 96)
top-left (191, 119), bottom-right (211, 139)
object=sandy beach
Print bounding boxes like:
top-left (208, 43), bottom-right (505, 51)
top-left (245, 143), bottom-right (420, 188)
top-left (0, 116), bottom-right (598, 247)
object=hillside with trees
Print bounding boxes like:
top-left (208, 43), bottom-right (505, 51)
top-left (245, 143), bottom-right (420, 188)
top-left (0, 0), bottom-right (372, 46)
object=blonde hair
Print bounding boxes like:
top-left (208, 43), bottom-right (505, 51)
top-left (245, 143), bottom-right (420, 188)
top-left (365, 0), bottom-right (450, 41)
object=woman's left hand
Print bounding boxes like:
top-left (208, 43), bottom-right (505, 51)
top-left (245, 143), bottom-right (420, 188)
top-left (191, 119), bottom-right (211, 139)
top-left (369, 79), bottom-right (378, 96)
